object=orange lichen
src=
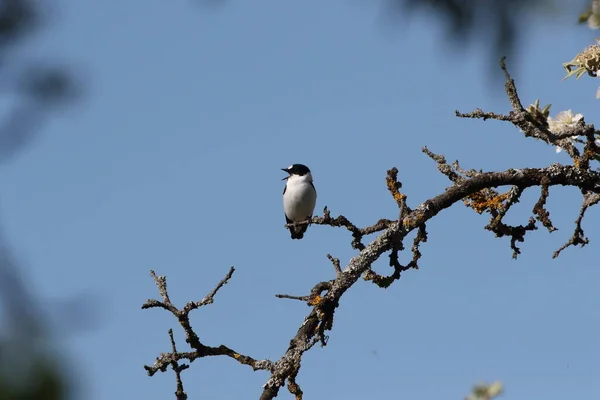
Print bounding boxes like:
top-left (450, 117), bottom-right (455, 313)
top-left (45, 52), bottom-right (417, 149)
top-left (286, 379), bottom-right (303, 400)
top-left (309, 295), bottom-right (322, 306)
top-left (396, 192), bottom-right (407, 203)
top-left (233, 353), bottom-right (240, 359)
top-left (577, 149), bottom-right (596, 169)
top-left (386, 181), bottom-right (405, 203)
top-left (386, 171), bottom-right (406, 207)
top-left (466, 191), bottom-right (509, 214)
top-left (404, 212), bottom-right (424, 229)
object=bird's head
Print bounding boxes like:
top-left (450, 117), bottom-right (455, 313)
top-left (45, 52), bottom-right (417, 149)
top-left (282, 164), bottom-right (312, 181)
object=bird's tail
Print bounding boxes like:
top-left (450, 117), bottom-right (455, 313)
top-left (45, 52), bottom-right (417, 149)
top-left (289, 224), bottom-right (308, 240)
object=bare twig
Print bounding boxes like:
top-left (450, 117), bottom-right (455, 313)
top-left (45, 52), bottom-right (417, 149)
top-left (286, 208), bottom-right (393, 250)
top-left (286, 368), bottom-right (303, 400)
top-left (326, 254), bottom-right (342, 276)
top-left (484, 185), bottom-right (536, 259)
top-left (362, 256), bottom-right (406, 288)
top-left (363, 223), bottom-right (425, 288)
top-left (423, 147), bottom-right (464, 183)
top-left (532, 180), bottom-right (557, 232)
top-left (183, 266), bottom-right (235, 312)
top-left (385, 167), bottom-right (412, 220)
top-left (553, 192), bottom-right (600, 258)
top-left (500, 56), bottom-right (524, 112)
top-left (167, 329), bottom-right (188, 400)
top-left (275, 294), bottom-right (310, 301)
top-left (276, 281), bottom-right (332, 306)
top-left (454, 57), bottom-right (600, 161)
top-left (455, 109), bottom-right (512, 122)
top-left (143, 268), bottom-right (274, 378)
top-left (411, 223), bottom-right (428, 267)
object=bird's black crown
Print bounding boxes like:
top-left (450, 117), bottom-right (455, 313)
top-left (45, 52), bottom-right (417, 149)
top-left (284, 164), bottom-right (311, 176)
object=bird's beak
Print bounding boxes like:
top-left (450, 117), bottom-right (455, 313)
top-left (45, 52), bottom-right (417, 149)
top-left (281, 168), bottom-right (290, 180)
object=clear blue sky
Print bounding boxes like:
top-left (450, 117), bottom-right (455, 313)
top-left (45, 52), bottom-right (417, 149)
top-left (2, 0), bottom-right (599, 399)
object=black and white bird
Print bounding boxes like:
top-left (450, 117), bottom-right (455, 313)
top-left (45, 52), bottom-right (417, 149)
top-left (282, 164), bottom-right (317, 239)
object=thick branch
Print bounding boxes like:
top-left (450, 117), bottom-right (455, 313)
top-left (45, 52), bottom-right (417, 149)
top-left (147, 58), bottom-right (600, 400)
top-left (259, 162), bottom-right (600, 399)
top-left (146, 161), bottom-right (600, 399)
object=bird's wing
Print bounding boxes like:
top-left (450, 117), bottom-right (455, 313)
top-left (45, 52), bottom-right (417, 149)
top-left (283, 184), bottom-right (287, 195)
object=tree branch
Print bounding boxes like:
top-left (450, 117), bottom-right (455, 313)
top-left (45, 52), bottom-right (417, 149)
top-left (285, 208), bottom-right (394, 250)
top-left (326, 254), bottom-right (342, 276)
top-left (456, 57), bottom-right (599, 162)
top-left (142, 267), bottom-right (274, 388)
top-left (260, 162), bottom-right (600, 398)
top-left (148, 157), bottom-right (600, 398)
top-left (553, 191), bottom-right (600, 258)
top-left (145, 58), bottom-right (600, 399)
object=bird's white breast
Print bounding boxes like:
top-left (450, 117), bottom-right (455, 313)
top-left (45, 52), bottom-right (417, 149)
top-left (283, 175), bottom-right (317, 222)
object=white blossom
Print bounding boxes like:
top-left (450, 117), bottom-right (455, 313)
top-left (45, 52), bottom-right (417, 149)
top-left (547, 110), bottom-right (583, 153)
top-left (588, 14), bottom-right (600, 29)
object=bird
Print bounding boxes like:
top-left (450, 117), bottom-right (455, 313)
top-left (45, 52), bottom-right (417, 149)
top-left (282, 163), bottom-right (317, 239)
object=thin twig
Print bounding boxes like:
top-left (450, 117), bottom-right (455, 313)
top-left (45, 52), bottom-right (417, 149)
top-left (143, 268), bottom-right (274, 377)
top-left (553, 192), bottom-right (600, 258)
top-left (168, 329), bottom-right (188, 400)
top-left (286, 207), bottom-right (393, 250)
top-left (326, 254), bottom-right (342, 276)
top-left (275, 294), bottom-right (310, 301)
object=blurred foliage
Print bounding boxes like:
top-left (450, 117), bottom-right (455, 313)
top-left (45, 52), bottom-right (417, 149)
top-left (578, 0), bottom-right (600, 29)
top-left (0, 0), bottom-right (77, 399)
top-left (0, 0), bottom-right (592, 399)
top-left (465, 381), bottom-right (504, 400)
top-left (383, 0), bottom-right (583, 78)
top-left (0, 0), bottom-right (79, 164)
top-left (199, 0), bottom-right (591, 78)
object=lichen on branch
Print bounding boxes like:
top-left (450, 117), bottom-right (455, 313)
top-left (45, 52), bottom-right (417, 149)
top-left (144, 58), bottom-right (600, 399)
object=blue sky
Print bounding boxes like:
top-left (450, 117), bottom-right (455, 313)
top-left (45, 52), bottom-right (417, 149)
top-left (2, 0), bottom-right (599, 399)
